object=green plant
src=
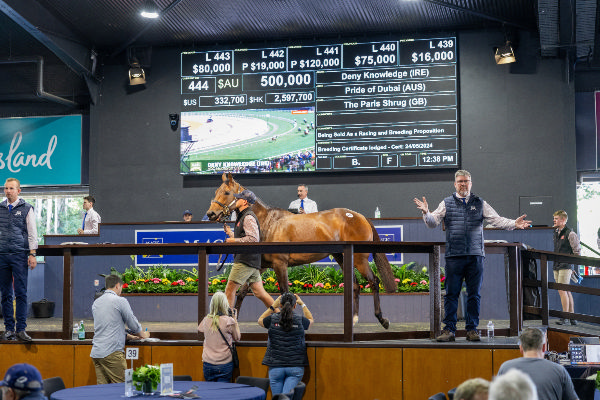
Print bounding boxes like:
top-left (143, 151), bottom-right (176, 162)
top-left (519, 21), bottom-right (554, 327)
top-left (132, 364), bottom-right (160, 392)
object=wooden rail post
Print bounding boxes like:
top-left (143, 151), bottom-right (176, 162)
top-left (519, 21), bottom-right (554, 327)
top-left (343, 243), bottom-right (354, 342)
top-left (62, 249), bottom-right (73, 340)
top-left (197, 247), bottom-right (208, 339)
top-left (429, 245), bottom-right (441, 339)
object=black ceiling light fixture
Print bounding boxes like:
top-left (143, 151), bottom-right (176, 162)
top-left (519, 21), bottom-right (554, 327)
top-left (140, 0), bottom-right (160, 18)
top-left (495, 41), bottom-right (516, 64)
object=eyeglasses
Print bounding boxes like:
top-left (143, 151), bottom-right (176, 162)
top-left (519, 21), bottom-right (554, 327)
top-left (455, 180), bottom-right (471, 184)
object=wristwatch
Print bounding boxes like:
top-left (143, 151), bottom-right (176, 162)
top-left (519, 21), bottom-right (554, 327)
top-left (301, 304), bottom-right (307, 308)
top-left (29, 252), bottom-right (36, 257)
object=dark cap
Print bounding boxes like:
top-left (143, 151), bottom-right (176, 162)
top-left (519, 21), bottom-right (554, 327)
top-left (233, 189), bottom-right (256, 204)
top-left (183, 210), bottom-right (192, 216)
top-left (0, 363), bottom-right (43, 391)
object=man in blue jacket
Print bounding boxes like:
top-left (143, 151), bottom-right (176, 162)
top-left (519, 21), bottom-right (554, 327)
top-left (414, 170), bottom-right (530, 341)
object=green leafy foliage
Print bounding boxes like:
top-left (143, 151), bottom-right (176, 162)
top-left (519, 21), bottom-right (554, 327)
top-left (132, 365), bottom-right (160, 392)
top-left (112, 261), bottom-right (445, 294)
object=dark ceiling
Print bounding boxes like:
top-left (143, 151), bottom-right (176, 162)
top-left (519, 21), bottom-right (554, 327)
top-left (0, 0), bottom-right (594, 111)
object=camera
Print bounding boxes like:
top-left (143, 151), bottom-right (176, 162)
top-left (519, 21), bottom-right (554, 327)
top-left (228, 308), bottom-right (233, 317)
top-left (169, 113), bottom-right (179, 130)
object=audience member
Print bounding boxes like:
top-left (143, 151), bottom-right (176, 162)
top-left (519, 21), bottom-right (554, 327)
top-left (288, 184), bottom-right (318, 214)
top-left (1, 178), bottom-right (38, 342)
top-left (497, 328), bottom-right (578, 400)
top-left (454, 377), bottom-right (490, 400)
top-left (90, 275), bottom-right (150, 384)
top-left (552, 210), bottom-right (581, 325)
top-left (489, 369), bottom-right (537, 400)
top-left (0, 363), bottom-right (47, 400)
top-left (259, 293), bottom-right (313, 395)
top-left (183, 210), bottom-right (193, 222)
top-left (78, 196), bottom-right (101, 234)
top-left (197, 291), bottom-right (240, 382)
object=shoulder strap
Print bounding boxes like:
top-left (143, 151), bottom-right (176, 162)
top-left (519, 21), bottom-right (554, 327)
top-left (216, 324), bottom-right (235, 354)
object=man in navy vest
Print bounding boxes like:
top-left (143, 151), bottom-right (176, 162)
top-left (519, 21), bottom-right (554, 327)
top-left (223, 189), bottom-right (274, 310)
top-left (0, 178), bottom-right (38, 342)
top-left (414, 170), bottom-right (531, 341)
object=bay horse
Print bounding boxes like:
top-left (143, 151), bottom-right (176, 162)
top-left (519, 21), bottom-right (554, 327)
top-left (205, 172), bottom-right (396, 328)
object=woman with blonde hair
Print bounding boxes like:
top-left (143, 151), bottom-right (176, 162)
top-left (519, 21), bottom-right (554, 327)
top-left (198, 291), bottom-right (240, 382)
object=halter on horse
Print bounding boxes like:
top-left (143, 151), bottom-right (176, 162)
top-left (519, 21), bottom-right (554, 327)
top-left (205, 172), bottom-right (396, 328)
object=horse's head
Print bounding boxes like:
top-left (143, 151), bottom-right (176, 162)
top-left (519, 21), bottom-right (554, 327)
top-left (205, 172), bottom-right (244, 222)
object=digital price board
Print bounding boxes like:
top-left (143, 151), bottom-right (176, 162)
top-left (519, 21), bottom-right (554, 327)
top-left (180, 36), bottom-right (458, 175)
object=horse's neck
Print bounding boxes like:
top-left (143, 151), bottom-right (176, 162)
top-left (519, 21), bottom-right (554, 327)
top-left (251, 201), bottom-right (269, 221)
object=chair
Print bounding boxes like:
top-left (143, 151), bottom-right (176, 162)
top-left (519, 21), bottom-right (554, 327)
top-left (173, 375), bottom-right (192, 381)
top-left (428, 393), bottom-right (447, 400)
top-left (291, 381), bottom-right (306, 400)
top-left (447, 387), bottom-right (456, 400)
top-left (42, 376), bottom-right (66, 398)
top-left (235, 376), bottom-right (270, 394)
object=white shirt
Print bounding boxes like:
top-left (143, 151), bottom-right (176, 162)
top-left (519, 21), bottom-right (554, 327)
top-left (423, 193), bottom-right (516, 230)
top-left (289, 197), bottom-right (318, 214)
top-left (81, 207), bottom-right (101, 234)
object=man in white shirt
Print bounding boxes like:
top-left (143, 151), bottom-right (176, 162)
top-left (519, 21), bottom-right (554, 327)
top-left (288, 184), bottom-right (318, 214)
top-left (78, 196), bottom-right (101, 234)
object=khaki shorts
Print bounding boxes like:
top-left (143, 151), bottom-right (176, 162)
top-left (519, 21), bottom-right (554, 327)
top-left (553, 269), bottom-right (572, 284)
top-left (228, 262), bottom-right (262, 285)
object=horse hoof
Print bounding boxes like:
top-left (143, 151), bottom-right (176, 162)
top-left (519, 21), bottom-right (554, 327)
top-left (381, 318), bottom-right (390, 330)
top-left (352, 315), bottom-right (359, 325)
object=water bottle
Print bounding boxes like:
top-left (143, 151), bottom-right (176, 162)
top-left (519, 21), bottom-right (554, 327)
top-left (374, 207), bottom-right (381, 218)
top-left (78, 320), bottom-right (85, 340)
top-left (487, 320), bottom-right (494, 340)
top-left (72, 327), bottom-right (78, 341)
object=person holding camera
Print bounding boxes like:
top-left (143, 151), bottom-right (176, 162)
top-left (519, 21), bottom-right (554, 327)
top-left (198, 291), bottom-right (241, 382)
top-left (258, 293), bottom-right (313, 395)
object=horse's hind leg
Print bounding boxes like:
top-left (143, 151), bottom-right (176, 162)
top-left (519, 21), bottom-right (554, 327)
top-left (356, 255), bottom-right (390, 329)
top-left (332, 254), bottom-right (361, 325)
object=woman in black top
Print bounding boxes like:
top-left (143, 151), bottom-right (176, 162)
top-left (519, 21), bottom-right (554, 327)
top-left (258, 293), bottom-right (313, 395)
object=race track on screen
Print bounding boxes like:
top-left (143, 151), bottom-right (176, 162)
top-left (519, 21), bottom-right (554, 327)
top-left (180, 108), bottom-right (316, 174)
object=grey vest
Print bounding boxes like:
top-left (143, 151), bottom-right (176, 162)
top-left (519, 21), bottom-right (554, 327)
top-left (262, 313), bottom-right (309, 367)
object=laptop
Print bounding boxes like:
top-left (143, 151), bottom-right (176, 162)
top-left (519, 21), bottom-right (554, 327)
top-left (569, 343), bottom-right (600, 365)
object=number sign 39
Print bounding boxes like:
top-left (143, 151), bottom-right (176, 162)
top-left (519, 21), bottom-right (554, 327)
top-left (126, 348), bottom-right (139, 360)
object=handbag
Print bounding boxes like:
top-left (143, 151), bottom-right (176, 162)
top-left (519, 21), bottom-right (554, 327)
top-left (216, 324), bottom-right (239, 368)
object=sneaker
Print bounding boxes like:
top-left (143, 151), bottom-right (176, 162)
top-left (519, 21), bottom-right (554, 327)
top-left (436, 329), bottom-right (455, 342)
top-left (3, 331), bottom-right (16, 341)
top-left (570, 319), bottom-right (578, 326)
top-left (466, 330), bottom-right (481, 342)
top-left (556, 319), bottom-right (568, 325)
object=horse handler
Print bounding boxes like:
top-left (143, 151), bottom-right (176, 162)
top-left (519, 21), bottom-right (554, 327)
top-left (414, 170), bottom-right (531, 342)
top-left (224, 189), bottom-right (275, 310)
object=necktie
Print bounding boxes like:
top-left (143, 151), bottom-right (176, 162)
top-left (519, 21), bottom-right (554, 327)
top-left (461, 198), bottom-right (466, 205)
top-left (8, 204), bottom-right (12, 212)
top-left (300, 199), bottom-right (304, 209)
top-left (82, 212), bottom-right (87, 229)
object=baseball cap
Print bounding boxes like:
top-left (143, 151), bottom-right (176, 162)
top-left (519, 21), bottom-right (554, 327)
top-left (183, 210), bottom-right (192, 216)
top-left (233, 189), bottom-right (256, 204)
top-left (0, 363), bottom-right (43, 391)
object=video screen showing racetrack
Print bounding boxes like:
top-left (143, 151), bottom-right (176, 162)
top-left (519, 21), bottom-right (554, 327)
top-left (180, 108), bottom-right (316, 174)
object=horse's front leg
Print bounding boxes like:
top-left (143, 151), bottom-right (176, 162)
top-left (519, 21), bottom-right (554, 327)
top-left (273, 263), bottom-right (290, 295)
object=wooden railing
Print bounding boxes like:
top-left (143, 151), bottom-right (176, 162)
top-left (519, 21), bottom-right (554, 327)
top-left (38, 241), bottom-right (526, 342)
top-left (521, 249), bottom-right (600, 326)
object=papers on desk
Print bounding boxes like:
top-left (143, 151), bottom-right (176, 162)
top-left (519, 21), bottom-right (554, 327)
top-left (60, 242), bottom-right (89, 245)
top-left (484, 240), bottom-right (508, 243)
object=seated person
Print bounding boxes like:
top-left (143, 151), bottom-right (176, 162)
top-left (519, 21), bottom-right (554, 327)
top-left (454, 377), bottom-right (490, 400)
top-left (183, 210), bottom-right (193, 222)
top-left (489, 368), bottom-right (538, 400)
top-left (0, 363), bottom-right (47, 400)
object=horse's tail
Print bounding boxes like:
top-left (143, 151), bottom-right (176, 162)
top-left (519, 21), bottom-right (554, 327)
top-left (368, 219), bottom-right (396, 293)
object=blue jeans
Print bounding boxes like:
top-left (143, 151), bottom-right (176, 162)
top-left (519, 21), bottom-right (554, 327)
top-left (0, 253), bottom-right (29, 332)
top-left (203, 361), bottom-right (234, 382)
top-left (269, 366), bottom-right (304, 395)
top-left (443, 255), bottom-right (484, 332)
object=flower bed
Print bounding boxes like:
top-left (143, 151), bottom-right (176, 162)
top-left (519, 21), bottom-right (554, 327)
top-left (113, 262), bottom-right (444, 295)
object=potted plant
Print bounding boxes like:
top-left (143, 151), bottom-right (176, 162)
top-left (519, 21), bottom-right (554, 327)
top-left (132, 364), bottom-right (160, 394)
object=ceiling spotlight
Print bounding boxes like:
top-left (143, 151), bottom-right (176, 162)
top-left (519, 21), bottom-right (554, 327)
top-left (140, 0), bottom-right (160, 18)
top-left (495, 41), bottom-right (516, 64)
top-left (129, 59), bottom-right (146, 85)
